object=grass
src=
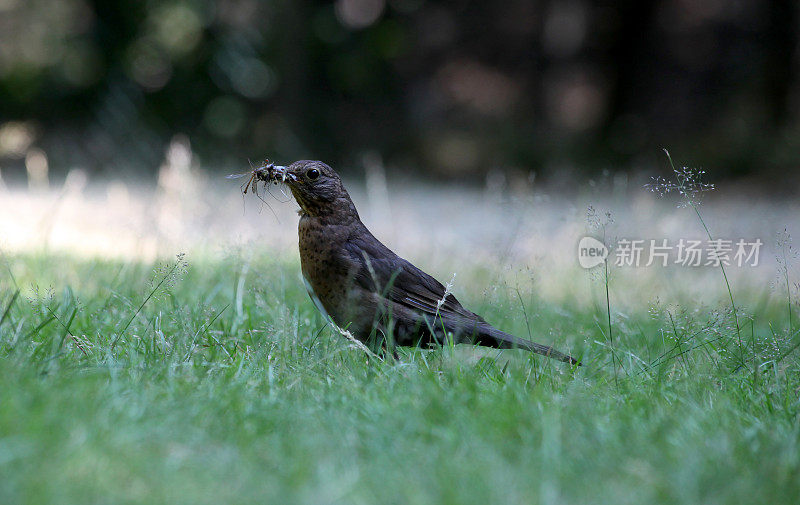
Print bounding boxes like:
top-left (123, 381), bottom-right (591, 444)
top-left (1, 224), bottom-right (800, 505)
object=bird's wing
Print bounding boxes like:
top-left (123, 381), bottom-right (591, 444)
top-left (343, 228), bottom-right (582, 365)
top-left (344, 231), bottom-right (483, 322)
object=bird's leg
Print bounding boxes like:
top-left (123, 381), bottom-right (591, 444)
top-left (377, 343), bottom-right (400, 361)
top-left (365, 326), bottom-right (400, 361)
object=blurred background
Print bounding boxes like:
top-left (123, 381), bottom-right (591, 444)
top-left (1, 0), bottom-right (799, 186)
top-left (0, 0), bottom-right (798, 300)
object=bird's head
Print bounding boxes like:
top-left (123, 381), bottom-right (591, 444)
top-left (270, 160), bottom-right (358, 220)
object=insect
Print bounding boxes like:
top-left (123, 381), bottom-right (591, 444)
top-left (226, 160), bottom-right (276, 196)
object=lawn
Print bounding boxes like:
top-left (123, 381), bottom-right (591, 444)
top-left (0, 247), bottom-right (798, 505)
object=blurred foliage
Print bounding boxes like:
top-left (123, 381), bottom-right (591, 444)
top-left (0, 0), bottom-right (798, 181)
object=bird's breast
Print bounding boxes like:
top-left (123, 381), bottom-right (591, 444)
top-left (297, 216), bottom-right (355, 323)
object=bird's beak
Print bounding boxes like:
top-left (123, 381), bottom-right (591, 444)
top-left (269, 165), bottom-right (297, 183)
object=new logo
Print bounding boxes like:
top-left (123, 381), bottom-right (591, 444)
top-left (578, 236), bottom-right (609, 269)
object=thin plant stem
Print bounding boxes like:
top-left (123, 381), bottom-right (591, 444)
top-left (111, 256), bottom-right (183, 349)
top-left (663, 149), bottom-right (744, 362)
top-left (602, 223), bottom-right (619, 387)
top-left (780, 239), bottom-right (793, 333)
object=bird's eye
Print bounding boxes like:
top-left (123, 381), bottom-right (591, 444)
top-left (306, 168), bottom-right (320, 180)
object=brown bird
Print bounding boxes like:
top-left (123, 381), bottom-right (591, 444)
top-left (258, 160), bottom-right (579, 365)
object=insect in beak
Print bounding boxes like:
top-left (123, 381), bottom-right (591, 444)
top-left (269, 165), bottom-right (297, 183)
top-left (228, 159), bottom-right (298, 199)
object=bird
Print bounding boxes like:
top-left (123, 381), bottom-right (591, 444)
top-left (258, 160), bottom-right (580, 365)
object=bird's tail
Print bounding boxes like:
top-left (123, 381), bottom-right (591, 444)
top-left (474, 323), bottom-right (581, 365)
